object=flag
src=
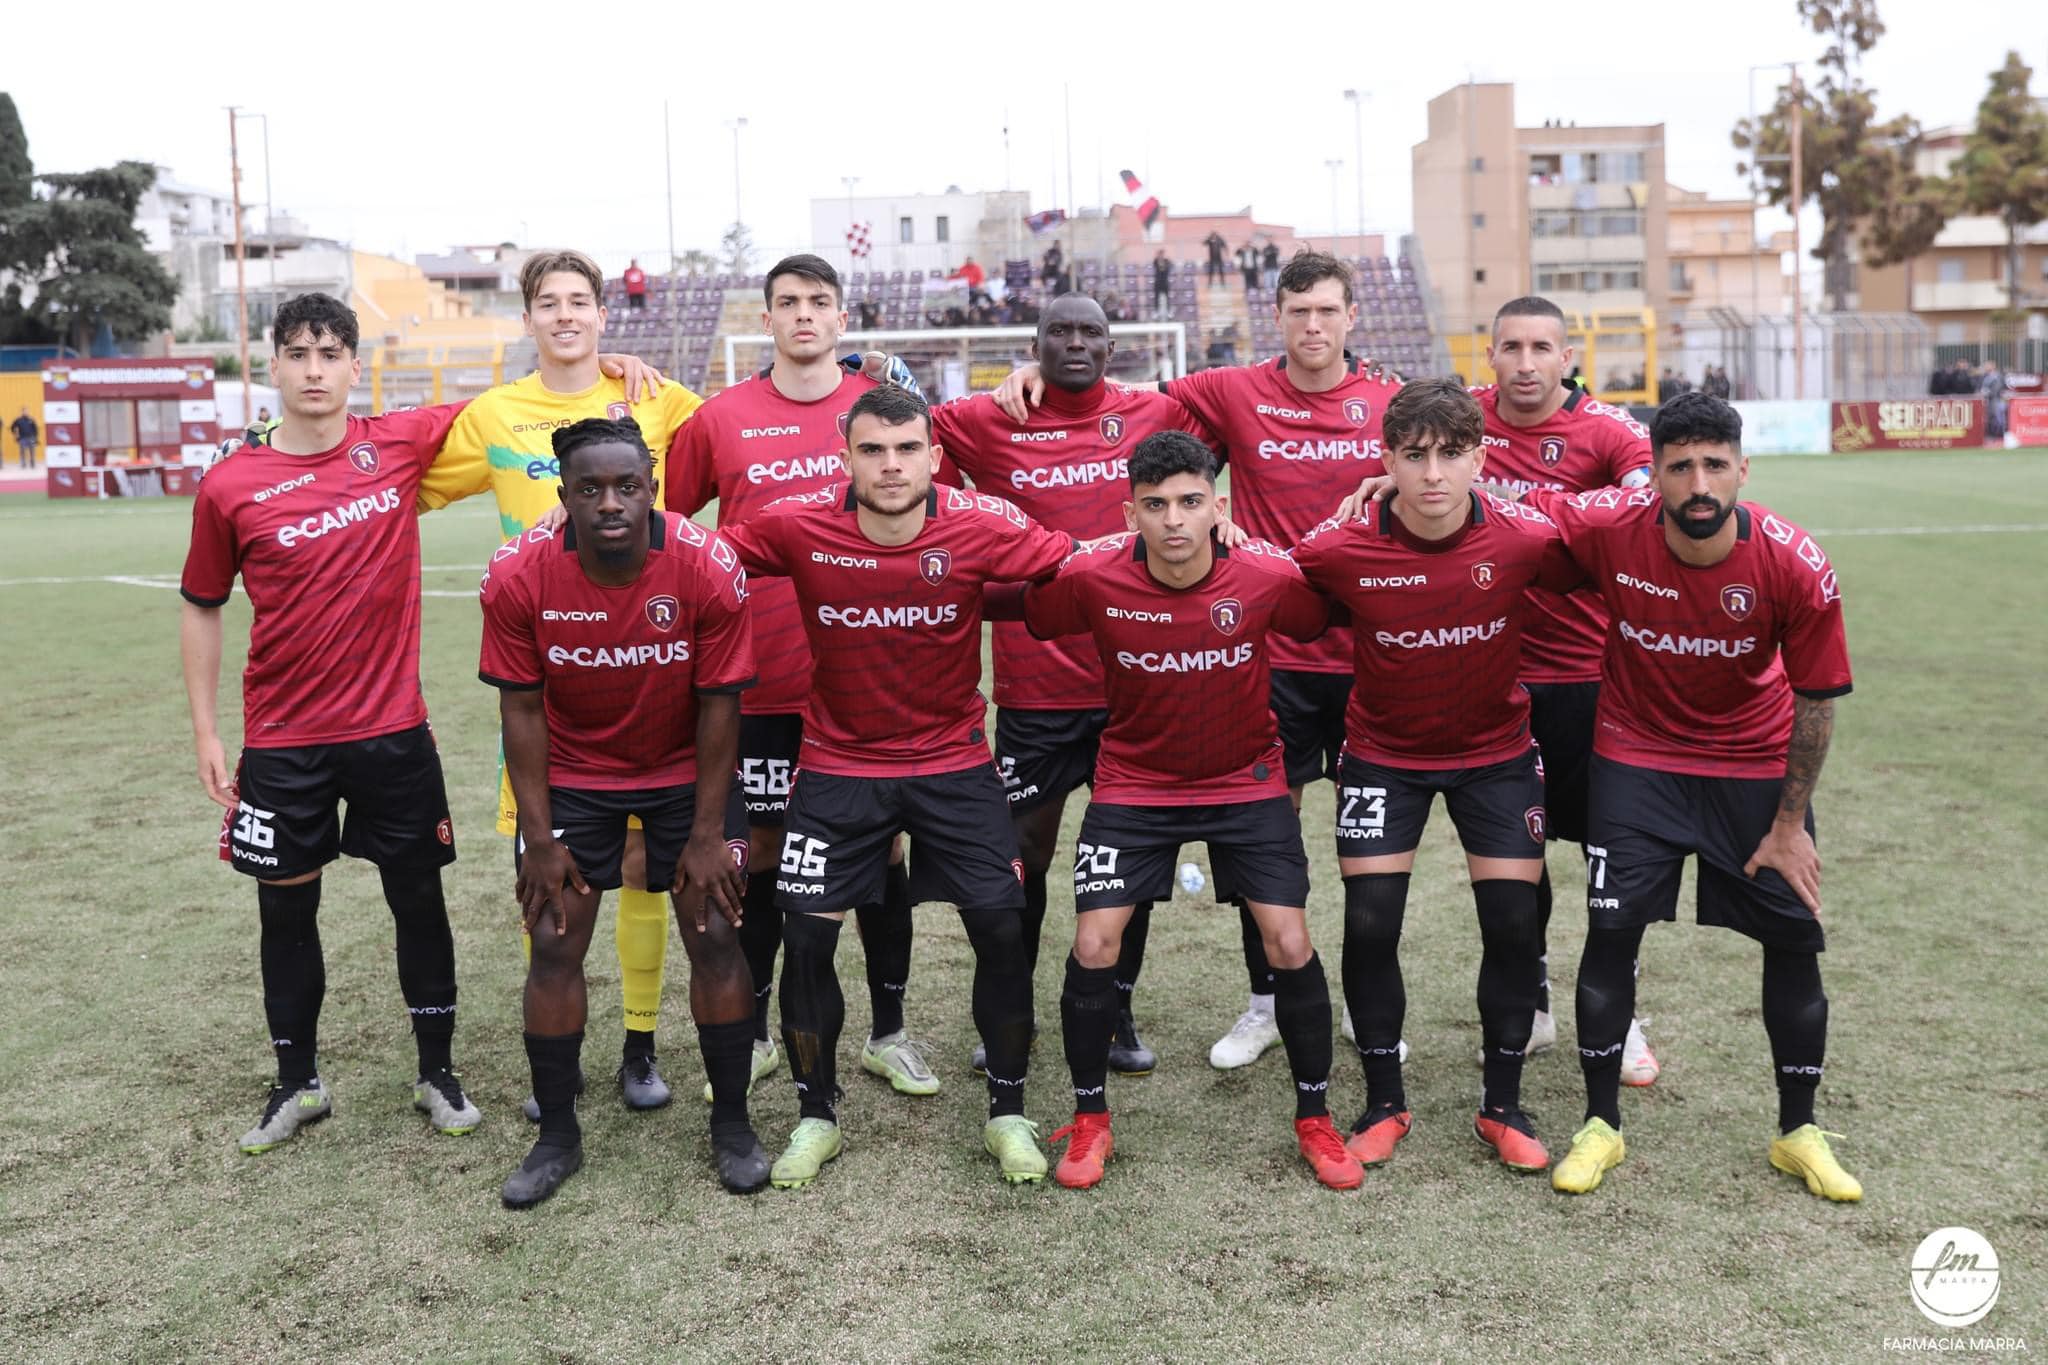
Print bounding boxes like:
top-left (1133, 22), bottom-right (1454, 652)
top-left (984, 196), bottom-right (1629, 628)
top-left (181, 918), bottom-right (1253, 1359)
top-left (1119, 170), bottom-right (1161, 230)
top-left (1024, 209), bottom-right (1068, 235)
top-left (845, 221), bottom-right (872, 258)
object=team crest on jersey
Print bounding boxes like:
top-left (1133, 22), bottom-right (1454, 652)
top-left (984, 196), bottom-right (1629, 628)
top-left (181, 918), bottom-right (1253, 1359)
top-left (1721, 583), bottom-right (1756, 621)
top-left (1524, 807), bottom-right (1546, 843)
top-left (436, 817), bottom-right (453, 846)
top-left (1211, 598), bottom-right (1243, 635)
top-left (646, 595), bottom-right (680, 631)
top-left (606, 402), bottom-right (630, 421)
top-left (1472, 561), bottom-right (1497, 589)
top-left (1343, 397), bottom-right (1369, 427)
top-left (919, 548), bottom-right (952, 585)
top-left (727, 838), bottom-right (749, 869)
top-left (1011, 858), bottom-right (1026, 883)
top-left (347, 441), bottom-right (379, 475)
top-left (836, 411), bottom-right (851, 438)
top-left (1539, 436), bottom-right (1566, 466)
top-left (1099, 413), bottom-right (1126, 445)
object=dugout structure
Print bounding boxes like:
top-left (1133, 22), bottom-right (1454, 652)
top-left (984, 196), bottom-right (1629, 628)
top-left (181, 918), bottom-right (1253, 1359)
top-left (41, 358), bottom-right (219, 499)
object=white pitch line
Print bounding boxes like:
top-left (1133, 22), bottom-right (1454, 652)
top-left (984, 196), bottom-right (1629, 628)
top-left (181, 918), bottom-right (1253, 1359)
top-left (1809, 522), bottom-right (2048, 537)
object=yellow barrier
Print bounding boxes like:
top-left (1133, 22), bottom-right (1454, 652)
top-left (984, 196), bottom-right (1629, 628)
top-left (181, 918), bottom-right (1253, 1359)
top-left (1445, 309), bottom-right (1656, 406)
top-left (367, 342), bottom-right (509, 412)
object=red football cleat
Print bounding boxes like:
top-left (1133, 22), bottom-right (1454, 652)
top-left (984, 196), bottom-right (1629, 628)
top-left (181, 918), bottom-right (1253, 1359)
top-left (1296, 1115), bottom-right (1365, 1190)
top-left (1474, 1110), bottom-right (1551, 1172)
top-left (1343, 1109), bottom-right (1413, 1167)
top-left (1051, 1111), bottom-right (1114, 1189)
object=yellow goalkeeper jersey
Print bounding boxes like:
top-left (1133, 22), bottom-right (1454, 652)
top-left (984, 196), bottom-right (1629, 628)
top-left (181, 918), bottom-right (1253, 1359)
top-left (415, 371), bottom-right (703, 537)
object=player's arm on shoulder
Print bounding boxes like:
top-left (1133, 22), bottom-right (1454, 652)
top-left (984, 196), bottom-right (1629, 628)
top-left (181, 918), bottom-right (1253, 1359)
top-left (716, 503), bottom-right (793, 575)
top-left (1019, 565), bottom-right (1088, 639)
top-left (1270, 559), bottom-right (1335, 642)
top-left (989, 498), bottom-right (1076, 582)
top-left (598, 352), bottom-right (665, 403)
top-left (663, 411), bottom-right (716, 516)
top-left (415, 399), bottom-right (491, 513)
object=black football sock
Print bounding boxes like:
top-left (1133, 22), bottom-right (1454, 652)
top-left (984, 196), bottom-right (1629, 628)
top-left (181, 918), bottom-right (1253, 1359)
top-left (1018, 864), bottom-right (1049, 980)
top-left (622, 1029), bottom-right (656, 1061)
top-left (959, 907), bottom-right (1031, 1118)
top-left (1238, 899), bottom-right (1275, 997)
top-left (1342, 872), bottom-right (1409, 1117)
top-left (380, 866), bottom-right (457, 1076)
top-left (779, 914), bottom-right (846, 1123)
top-left (257, 878), bottom-right (325, 1087)
top-left (1762, 946), bottom-right (1828, 1133)
top-left (1115, 901), bottom-right (1152, 1009)
top-left (698, 1018), bottom-right (757, 1129)
top-left (525, 1031), bottom-right (584, 1149)
top-left (738, 876), bottom-right (781, 1043)
top-left (1474, 879), bottom-right (1542, 1117)
top-left (1576, 924), bottom-right (1644, 1128)
top-left (1271, 953), bottom-right (1334, 1120)
top-left (1534, 862), bottom-right (1555, 1016)
top-left (854, 861), bottom-right (913, 1041)
top-left (1059, 954), bottom-right (1118, 1115)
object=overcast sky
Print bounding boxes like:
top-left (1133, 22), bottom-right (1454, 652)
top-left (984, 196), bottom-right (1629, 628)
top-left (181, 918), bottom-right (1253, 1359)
top-left (10, 1), bottom-right (2045, 271)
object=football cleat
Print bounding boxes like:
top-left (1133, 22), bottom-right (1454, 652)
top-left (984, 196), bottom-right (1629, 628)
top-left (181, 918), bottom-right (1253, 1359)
top-left (702, 1037), bottom-right (780, 1103)
top-left (1552, 1117), bottom-right (1626, 1194)
top-left (1107, 1010), bottom-right (1157, 1076)
top-left (861, 1030), bottom-right (941, 1096)
top-left (500, 1141), bottom-right (583, 1209)
top-left (983, 1115), bottom-right (1048, 1184)
top-left (710, 1120), bottom-right (772, 1195)
top-left (1296, 1115), bottom-right (1366, 1189)
top-left (1769, 1125), bottom-right (1862, 1202)
top-left (413, 1069), bottom-right (482, 1136)
top-left (1620, 1016), bottom-right (1660, 1087)
top-left (1208, 1007), bottom-right (1280, 1070)
top-left (239, 1078), bottom-right (331, 1155)
top-left (1051, 1112), bottom-right (1115, 1189)
top-left (1474, 1109), bottom-right (1550, 1172)
top-left (769, 1118), bottom-right (844, 1190)
top-left (1344, 1108), bottom-right (1413, 1167)
top-left (618, 1053), bottom-right (672, 1110)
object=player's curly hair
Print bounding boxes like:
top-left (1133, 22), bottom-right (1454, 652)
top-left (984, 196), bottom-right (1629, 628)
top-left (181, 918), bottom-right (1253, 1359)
top-left (272, 292), bottom-right (360, 354)
top-left (1275, 249), bottom-right (1354, 306)
top-left (552, 417), bottom-right (651, 476)
top-left (846, 384), bottom-right (930, 440)
top-left (1128, 430), bottom-right (1216, 488)
top-left (1382, 376), bottom-right (1484, 455)
top-left (1649, 391), bottom-right (1742, 459)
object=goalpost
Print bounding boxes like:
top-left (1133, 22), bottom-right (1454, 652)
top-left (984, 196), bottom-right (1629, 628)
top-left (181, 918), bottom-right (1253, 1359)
top-left (721, 323), bottom-right (1188, 401)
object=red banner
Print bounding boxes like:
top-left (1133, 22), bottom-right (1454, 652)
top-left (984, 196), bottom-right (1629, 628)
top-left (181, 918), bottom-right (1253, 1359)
top-left (2008, 395), bottom-right (2048, 446)
top-left (1830, 399), bottom-right (1984, 451)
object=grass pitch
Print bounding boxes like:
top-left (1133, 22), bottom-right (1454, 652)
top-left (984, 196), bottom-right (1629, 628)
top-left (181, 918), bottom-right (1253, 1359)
top-left (0, 451), bottom-right (2042, 1362)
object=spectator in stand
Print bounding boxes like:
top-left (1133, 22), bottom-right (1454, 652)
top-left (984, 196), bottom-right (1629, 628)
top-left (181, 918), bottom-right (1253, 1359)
top-left (1657, 368), bottom-right (1678, 403)
top-left (1710, 366), bottom-right (1732, 400)
top-left (11, 407), bottom-right (38, 469)
top-left (1238, 243), bottom-right (1259, 294)
top-left (1042, 240), bottom-right (1065, 290)
top-left (1204, 231), bottom-right (1229, 285)
top-left (1153, 250), bottom-right (1174, 318)
top-left (1949, 359), bottom-right (1977, 395)
top-left (949, 256), bottom-right (991, 309)
top-left (1261, 241), bottom-right (1281, 292)
top-left (623, 259), bottom-right (647, 310)
top-left (1981, 361), bottom-right (2009, 439)
top-left (1053, 266), bottom-right (1074, 299)
top-left (856, 299), bottom-right (881, 331)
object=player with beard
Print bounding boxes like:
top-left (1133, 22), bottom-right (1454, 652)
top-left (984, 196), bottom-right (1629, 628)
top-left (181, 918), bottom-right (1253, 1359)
top-left (666, 254), bottom-right (933, 1105)
top-left (931, 293), bottom-right (1210, 1078)
top-left (1524, 394), bottom-right (1858, 1201)
top-left (720, 387), bottom-right (1075, 1187)
top-left (482, 419), bottom-right (761, 1205)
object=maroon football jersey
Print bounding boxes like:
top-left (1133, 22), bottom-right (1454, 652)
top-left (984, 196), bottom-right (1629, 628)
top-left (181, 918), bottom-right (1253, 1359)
top-left (1294, 492), bottom-right (1581, 768)
top-left (478, 511), bottom-right (754, 789)
top-left (1473, 384), bottom-right (1653, 684)
top-left (1165, 357), bottom-right (1395, 673)
top-left (721, 484), bottom-right (1072, 777)
top-left (181, 405), bottom-right (464, 747)
top-left (665, 368), bottom-right (881, 715)
top-left (1532, 489), bottom-right (1853, 778)
top-left (934, 381), bottom-right (1206, 711)
top-left (1024, 534), bottom-right (1328, 804)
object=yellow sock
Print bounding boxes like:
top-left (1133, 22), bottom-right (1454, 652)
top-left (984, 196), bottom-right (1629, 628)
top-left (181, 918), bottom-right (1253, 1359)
top-left (616, 887), bottom-right (669, 1034)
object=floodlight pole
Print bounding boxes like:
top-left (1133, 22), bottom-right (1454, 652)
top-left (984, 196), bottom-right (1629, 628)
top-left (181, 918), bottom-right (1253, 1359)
top-left (1324, 160), bottom-right (1344, 253)
top-left (1788, 62), bottom-right (1804, 401)
top-left (226, 107), bottom-right (250, 425)
top-left (1344, 89), bottom-right (1368, 251)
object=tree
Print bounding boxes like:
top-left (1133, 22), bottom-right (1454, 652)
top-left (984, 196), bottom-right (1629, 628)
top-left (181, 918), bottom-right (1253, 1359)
top-left (672, 247), bottom-right (716, 276)
top-left (0, 94), bottom-right (32, 211)
top-left (1951, 51), bottom-right (2048, 314)
top-left (2, 160), bottom-right (180, 349)
top-left (1732, 0), bottom-right (1946, 310)
top-left (719, 222), bottom-right (754, 276)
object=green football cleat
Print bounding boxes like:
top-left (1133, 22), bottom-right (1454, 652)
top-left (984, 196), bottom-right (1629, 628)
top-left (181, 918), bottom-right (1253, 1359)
top-left (1551, 1116), bottom-right (1626, 1194)
top-left (703, 1037), bottom-right (780, 1103)
top-left (861, 1031), bottom-right (941, 1096)
top-left (770, 1117), bottom-right (844, 1189)
top-left (240, 1079), bottom-right (332, 1154)
top-left (1769, 1125), bottom-right (1862, 1202)
top-left (983, 1115), bottom-right (1048, 1185)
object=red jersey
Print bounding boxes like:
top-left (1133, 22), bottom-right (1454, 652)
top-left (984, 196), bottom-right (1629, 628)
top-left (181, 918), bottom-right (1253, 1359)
top-left (1164, 357), bottom-right (1396, 673)
top-left (1024, 534), bottom-right (1328, 805)
top-left (933, 382), bottom-right (1206, 711)
top-left (477, 511), bottom-right (754, 790)
top-left (1473, 384), bottom-right (1653, 684)
top-left (1294, 492), bottom-right (1581, 769)
top-left (181, 405), bottom-right (464, 748)
top-left (666, 368), bottom-right (881, 716)
top-left (623, 267), bottom-right (647, 294)
top-left (721, 484), bottom-right (1073, 778)
top-left (1532, 490), bottom-right (1853, 779)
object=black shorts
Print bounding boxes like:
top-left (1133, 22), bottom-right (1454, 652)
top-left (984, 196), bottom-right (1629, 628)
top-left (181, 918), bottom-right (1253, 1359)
top-left (1334, 749), bottom-right (1547, 861)
top-left (1526, 680), bottom-right (1599, 844)
top-left (776, 766), bottom-right (1025, 913)
top-left (1271, 669), bottom-right (1352, 788)
top-left (526, 782), bottom-right (748, 894)
top-left (220, 722), bottom-right (455, 881)
top-left (1585, 756), bottom-right (1824, 952)
top-left (1073, 797), bottom-right (1309, 912)
top-left (995, 707), bottom-right (1106, 814)
top-left (737, 714), bottom-right (803, 826)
